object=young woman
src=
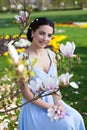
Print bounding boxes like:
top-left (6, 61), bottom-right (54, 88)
top-left (18, 17), bottom-right (86, 130)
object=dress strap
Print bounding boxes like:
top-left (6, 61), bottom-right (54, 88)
top-left (46, 49), bottom-right (53, 63)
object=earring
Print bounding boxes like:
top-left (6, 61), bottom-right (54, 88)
top-left (31, 34), bottom-right (33, 38)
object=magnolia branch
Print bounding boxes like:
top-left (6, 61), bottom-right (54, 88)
top-left (0, 88), bottom-right (59, 113)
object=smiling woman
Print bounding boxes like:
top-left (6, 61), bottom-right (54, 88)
top-left (17, 17), bottom-right (86, 130)
top-left (0, 8), bottom-right (87, 129)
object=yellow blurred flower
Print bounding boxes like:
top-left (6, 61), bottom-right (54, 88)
top-left (17, 48), bottom-right (25, 53)
top-left (3, 51), bottom-right (9, 56)
top-left (80, 23), bottom-right (87, 28)
top-left (0, 35), bottom-right (3, 39)
top-left (55, 22), bottom-right (87, 28)
top-left (55, 23), bottom-right (75, 27)
top-left (20, 34), bottom-right (27, 39)
top-left (13, 34), bottom-right (27, 39)
top-left (3, 48), bottom-right (25, 56)
top-left (49, 35), bottom-right (67, 53)
top-left (5, 35), bottom-right (10, 39)
top-left (13, 35), bottom-right (19, 39)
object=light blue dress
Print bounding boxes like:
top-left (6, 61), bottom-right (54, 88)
top-left (18, 49), bottom-right (86, 130)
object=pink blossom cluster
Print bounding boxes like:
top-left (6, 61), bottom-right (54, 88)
top-left (47, 105), bottom-right (65, 121)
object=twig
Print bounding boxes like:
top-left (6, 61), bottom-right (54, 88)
top-left (0, 89), bottom-right (58, 113)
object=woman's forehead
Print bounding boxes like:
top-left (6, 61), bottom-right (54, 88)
top-left (37, 25), bottom-right (53, 32)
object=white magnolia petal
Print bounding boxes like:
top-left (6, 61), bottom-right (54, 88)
top-left (60, 41), bottom-right (76, 58)
top-left (15, 15), bottom-right (19, 19)
top-left (59, 72), bottom-right (73, 85)
top-left (14, 38), bottom-right (31, 47)
top-left (29, 80), bottom-right (37, 90)
top-left (7, 40), bottom-right (14, 46)
top-left (69, 82), bottom-right (79, 89)
top-left (25, 11), bottom-right (28, 17)
top-left (20, 11), bottom-right (24, 15)
top-left (72, 42), bottom-right (76, 51)
top-left (8, 45), bottom-right (19, 65)
top-left (69, 73), bottom-right (73, 79)
top-left (60, 44), bottom-right (65, 53)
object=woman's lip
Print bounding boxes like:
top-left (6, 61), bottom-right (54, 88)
top-left (39, 41), bottom-right (48, 45)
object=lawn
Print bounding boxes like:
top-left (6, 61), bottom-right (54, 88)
top-left (0, 9), bottom-right (87, 35)
top-left (0, 10), bottom-right (87, 129)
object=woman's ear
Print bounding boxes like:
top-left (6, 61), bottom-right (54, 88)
top-left (31, 30), bottom-right (34, 38)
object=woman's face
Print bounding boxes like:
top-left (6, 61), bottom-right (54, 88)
top-left (32, 25), bottom-right (53, 48)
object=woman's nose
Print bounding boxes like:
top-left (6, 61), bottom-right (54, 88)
top-left (44, 35), bottom-right (48, 41)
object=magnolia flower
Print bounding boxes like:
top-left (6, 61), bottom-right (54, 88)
top-left (0, 119), bottom-right (10, 130)
top-left (60, 41), bottom-right (76, 58)
top-left (47, 105), bottom-right (65, 121)
top-left (15, 11), bottom-right (28, 24)
top-left (29, 76), bottom-right (60, 96)
top-left (29, 78), bottom-right (44, 96)
top-left (59, 72), bottom-right (73, 86)
top-left (14, 38), bottom-right (31, 47)
top-left (59, 72), bottom-right (78, 88)
top-left (8, 44), bottom-right (19, 65)
top-left (44, 76), bottom-right (59, 92)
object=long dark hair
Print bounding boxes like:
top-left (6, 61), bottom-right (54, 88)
top-left (26, 17), bottom-right (54, 42)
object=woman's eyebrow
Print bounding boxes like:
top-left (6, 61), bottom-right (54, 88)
top-left (39, 30), bottom-right (52, 34)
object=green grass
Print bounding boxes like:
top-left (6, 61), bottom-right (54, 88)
top-left (55, 26), bottom-right (87, 47)
top-left (0, 10), bottom-right (87, 129)
top-left (31, 10), bottom-right (87, 22)
top-left (0, 9), bottom-right (87, 35)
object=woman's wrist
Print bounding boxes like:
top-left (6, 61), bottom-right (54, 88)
top-left (46, 104), bottom-right (53, 109)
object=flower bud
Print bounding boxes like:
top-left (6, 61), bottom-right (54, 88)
top-left (17, 64), bottom-right (25, 73)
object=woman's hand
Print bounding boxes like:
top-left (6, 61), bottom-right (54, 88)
top-left (57, 103), bottom-right (65, 112)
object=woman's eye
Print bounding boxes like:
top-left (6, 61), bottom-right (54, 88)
top-left (39, 32), bottom-right (44, 35)
top-left (48, 34), bottom-right (52, 38)
top-left (39, 31), bottom-right (52, 38)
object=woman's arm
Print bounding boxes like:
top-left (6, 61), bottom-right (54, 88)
top-left (21, 84), bottom-right (53, 109)
top-left (52, 51), bottom-right (65, 110)
top-left (52, 91), bottom-right (62, 105)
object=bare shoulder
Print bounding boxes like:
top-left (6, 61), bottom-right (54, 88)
top-left (52, 51), bottom-right (56, 64)
top-left (47, 49), bottom-right (56, 63)
top-left (52, 51), bottom-right (56, 58)
top-left (48, 49), bottom-right (56, 58)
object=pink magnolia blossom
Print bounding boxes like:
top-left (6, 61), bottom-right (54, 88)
top-left (29, 78), bottom-right (44, 96)
top-left (59, 72), bottom-right (79, 88)
top-left (47, 105), bottom-right (65, 121)
top-left (15, 11), bottom-right (28, 24)
top-left (44, 76), bottom-right (59, 92)
top-left (29, 76), bottom-right (60, 96)
top-left (59, 72), bottom-right (73, 86)
top-left (60, 41), bottom-right (76, 58)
